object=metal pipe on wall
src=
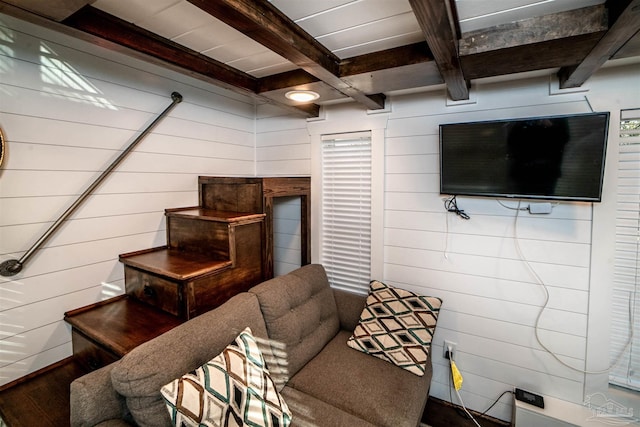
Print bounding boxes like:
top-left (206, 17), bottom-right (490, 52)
top-left (0, 91), bottom-right (183, 277)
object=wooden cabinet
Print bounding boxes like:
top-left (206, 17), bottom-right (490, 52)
top-left (199, 176), bottom-right (311, 279)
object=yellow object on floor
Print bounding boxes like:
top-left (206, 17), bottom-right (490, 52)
top-left (450, 360), bottom-right (463, 391)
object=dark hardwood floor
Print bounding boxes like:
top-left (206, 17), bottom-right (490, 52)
top-left (0, 358), bottom-right (87, 427)
top-left (0, 358), bottom-right (510, 427)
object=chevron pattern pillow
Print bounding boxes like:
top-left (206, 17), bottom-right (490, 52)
top-left (347, 280), bottom-right (442, 376)
top-left (161, 327), bottom-right (291, 427)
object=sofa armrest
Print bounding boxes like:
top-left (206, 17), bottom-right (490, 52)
top-left (332, 288), bottom-right (366, 331)
top-left (70, 363), bottom-right (129, 427)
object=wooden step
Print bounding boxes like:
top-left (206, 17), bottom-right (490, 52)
top-left (0, 357), bottom-right (87, 427)
top-left (119, 247), bottom-right (237, 318)
top-left (165, 207), bottom-right (265, 223)
top-left (64, 295), bottom-right (184, 371)
top-left (164, 208), bottom-right (265, 257)
top-left (119, 247), bottom-right (233, 281)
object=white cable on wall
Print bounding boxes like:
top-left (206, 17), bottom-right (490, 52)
top-left (509, 200), bottom-right (634, 375)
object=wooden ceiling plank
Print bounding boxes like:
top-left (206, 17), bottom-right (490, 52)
top-left (61, 6), bottom-right (318, 118)
top-left (558, 0), bottom-right (640, 88)
top-left (409, 0), bottom-right (468, 101)
top-left (186, 0), bottom-right (385, 110)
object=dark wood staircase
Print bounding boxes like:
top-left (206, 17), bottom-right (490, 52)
top-left (64, 176), bottom-right (310, 372)
top-left (65, 177), bottom-right (287, 373)
top-left (0, 176), bottom-right (311, 426)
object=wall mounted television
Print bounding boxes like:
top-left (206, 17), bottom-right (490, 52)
top-left (439, 112), bottom-right (610, 202)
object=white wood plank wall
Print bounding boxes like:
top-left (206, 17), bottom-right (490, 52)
top-left (273, 196), bottom-right (303, 276)
top-left (256, 105), bottom-right (310, 275)
top-left (2, 9), bottom-right (639, 422)
top-left (257, 65), bottom-right (640, 422)
top-left (0, 13), bottom-right (255, 386)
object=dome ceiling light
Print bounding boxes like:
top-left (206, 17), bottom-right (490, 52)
top-left (285, 90), bottom-right (320, 102)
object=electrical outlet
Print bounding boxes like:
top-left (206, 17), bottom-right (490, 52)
top-left (443, 340), bottom-right (457, 360)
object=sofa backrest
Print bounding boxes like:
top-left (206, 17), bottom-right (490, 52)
top-left (249, 264), bottom-right (340, 380)
top-left (110, 292), bottom-right (269, 427)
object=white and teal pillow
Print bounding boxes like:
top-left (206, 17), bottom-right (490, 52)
top-left (161, 327), bottom-right (291, 427)
top-left (347, 280), bottom-right (442, 376)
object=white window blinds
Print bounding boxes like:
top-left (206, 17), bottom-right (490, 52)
top-left (611, 108), bottom-right (640, 391)
top-left (321, 132), bottom-right (372, 294)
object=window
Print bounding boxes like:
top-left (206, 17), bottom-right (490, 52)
top-left (320, 132), bottom-right (372, 294)
top-left (611, 108), bottom-right (640, 391)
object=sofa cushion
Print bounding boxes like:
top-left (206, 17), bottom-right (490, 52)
top-left (280, 386), bottom-right (376, 427)
top-left (70, 363), bottom-right (130, 427)
top-left (249, 264), bottom-right (339, 380)
top-left (160, 327), bottom-right (291, 427)
top-left (347, 280), bottom-right (442, 376)
top-left (288, 330), bottom-right (432, 427)
top-left (110, 293), bottom-right (270, 427)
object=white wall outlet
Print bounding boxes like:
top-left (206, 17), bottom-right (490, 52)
top-left (443, 340), bottom-right (457, 360)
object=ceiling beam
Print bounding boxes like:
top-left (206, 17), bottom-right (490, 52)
top-left (63, 7), bottom-right (256, 91)
top-left (340, 42), bottom-right (435, 76)
top-left (258, 70), bottom-right (319, 93)
top-left (61, 6), bottom-right (319, 118)
top-left (459, 5), bottom-right (608, 80)
top-left (459, 5), bottom-right (607, 56)
top-left (186, 0), bottom-right (385, 110)
top-left (461, 32), bottom-right (606, 80)
top-left (409, 0), bottom-right (468, 100)
top-left (1, 0), bottom-right (90, 21)
top-left (558, 0), bottom-right (640, 88)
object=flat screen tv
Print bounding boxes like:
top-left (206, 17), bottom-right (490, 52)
top-left (439, 112), bottom-right (609, 202)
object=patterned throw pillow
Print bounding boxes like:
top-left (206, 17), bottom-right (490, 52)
top-left (161, 327), bottom-right (292, 427)
top-left (347, 280), bottom-right (442, 376)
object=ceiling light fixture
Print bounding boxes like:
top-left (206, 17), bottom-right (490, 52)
top-left (285, 90), bottom-right (320, 103)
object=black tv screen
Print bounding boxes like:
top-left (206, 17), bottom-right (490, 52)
top-left (439, 112), bottom-right (609, 202)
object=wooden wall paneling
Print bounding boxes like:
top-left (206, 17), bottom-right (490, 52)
top-left (256, 143), bottom-right (310, 162)
top-left (0, 262), bottom-right (124, 313)
top-left (434, 312), bottom-right (586, 360)
top-left (3, 212), bottom-right (167, 254)
top-left (257, 159), bottom-right (311, 176)
top-left (255, 127), bottom-right (310, 147)
top-left (2, 234), bottom-right (161, 281)
top-left (0, 344), bottom-right (72, 386)
top-left (0, 322), bottom-right (70, 368)
top-left (385, 228), bottom-right (590, 268)
top-left (1, 287), bottom-right (113, 339)
top-left (0, 170), bottom-right (197, 197)
top-left (255, 113), bottom-right (311, 177)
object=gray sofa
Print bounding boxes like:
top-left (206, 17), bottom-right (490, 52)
top-left (70, 264), bottom-right (434, 426)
